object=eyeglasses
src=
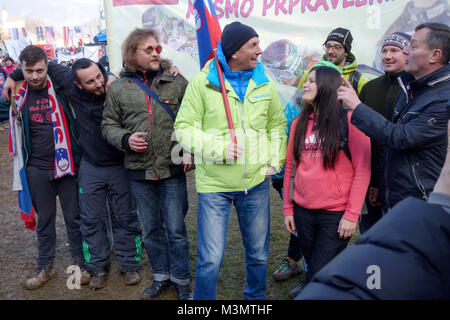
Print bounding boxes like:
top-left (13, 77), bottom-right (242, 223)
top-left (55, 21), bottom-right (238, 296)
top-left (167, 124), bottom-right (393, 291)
top-left (138, 45), bottom-right (162, 55)
top-left (323, 43), bottom-right (344, 51)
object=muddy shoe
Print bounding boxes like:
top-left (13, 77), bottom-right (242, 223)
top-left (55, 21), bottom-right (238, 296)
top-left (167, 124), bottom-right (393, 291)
top-left (124, 271), bottom-right (141, 285)
top-left (173, 283), bottom-right (193, 300)
top-left (89, 273), bottom-right (107, 290)
top-left (80, 270), bottom-right (91, 286)
top-left (24, 267), bottom-right (57, 290)
top-left (141, 280), bottom-right (172, 299)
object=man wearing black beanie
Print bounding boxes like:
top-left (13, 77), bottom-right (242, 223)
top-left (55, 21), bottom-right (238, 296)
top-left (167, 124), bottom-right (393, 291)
top-left (174, 21), bottom-right (287, 300)
top-left (297, 27), bottom-right (367, 95)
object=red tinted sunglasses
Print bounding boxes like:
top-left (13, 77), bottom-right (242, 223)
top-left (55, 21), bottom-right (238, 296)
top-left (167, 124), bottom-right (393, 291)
top-left (139, 45), bottom-right (162, 55)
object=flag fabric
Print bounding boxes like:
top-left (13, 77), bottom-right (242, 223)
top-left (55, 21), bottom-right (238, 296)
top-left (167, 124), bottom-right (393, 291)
top-left (8, 88), bottom-right (36, 231)
top-left (68, 28), bottom-right (74, 46)
top-left (193, 0), bottom-right (222, 69)
top-left (63, 27), bottom-right (69, 47)
top-left (45, 26), bottom-right (55, 45)
top-left (36, 27), bottom-right (44, 41)
top-left (193, 0), bottom-right (237, 144)
top-left (21, 27), bottom-right (28, 38)
top-left (10, 28), bottom-right (19, 40)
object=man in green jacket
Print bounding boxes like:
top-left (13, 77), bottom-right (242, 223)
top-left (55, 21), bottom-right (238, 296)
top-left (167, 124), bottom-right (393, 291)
top-left (298, 27), bottom-right (368, 94)
top-left (102, 28), bottom-right (193, 300)
top-left (174, 22), bottom-right (287, 300)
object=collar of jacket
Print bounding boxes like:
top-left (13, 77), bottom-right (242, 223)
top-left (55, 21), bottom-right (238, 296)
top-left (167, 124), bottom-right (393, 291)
top-left (406, 64), bottom-right (450, 92)
top-left (385, 70), bottom-right (407, 82)
top-left (206, 41), bottom-right (269, 89)
top-left (321, 52), bottom-right (358, 73)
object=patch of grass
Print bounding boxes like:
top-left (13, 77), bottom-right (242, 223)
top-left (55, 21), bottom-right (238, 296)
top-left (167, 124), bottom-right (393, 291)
top-left (184, 173), bottom-right (360, 300)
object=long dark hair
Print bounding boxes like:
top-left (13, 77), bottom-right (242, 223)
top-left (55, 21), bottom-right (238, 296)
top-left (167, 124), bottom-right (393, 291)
top-left (293, 66), bottom-right (343, 169)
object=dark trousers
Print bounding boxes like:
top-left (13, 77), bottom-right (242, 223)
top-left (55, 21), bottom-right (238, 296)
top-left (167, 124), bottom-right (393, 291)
top-left (78, 159), bottom-right (142, 275)
top-left (359, 199), bottom-right (383, 234)
top-left (26, 166), bottom-right (83, 269)
top-left (272, 179), bottom-right (303, 261)
top-left (293, 203), bottom-right (350, 286)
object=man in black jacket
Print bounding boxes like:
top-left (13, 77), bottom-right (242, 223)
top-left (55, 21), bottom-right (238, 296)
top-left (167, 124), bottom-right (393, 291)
top-left (337, 22), bottom-right (450, 211)
top-left (358, 32), bottom-right (412, 233)
top-left (296, 117), bottom-right (450, 300)
top-left (4, 58), bottom-right (143, 290)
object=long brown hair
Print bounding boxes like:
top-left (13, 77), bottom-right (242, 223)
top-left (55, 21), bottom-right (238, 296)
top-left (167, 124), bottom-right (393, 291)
top-left (292, 66), bottom-right (344, 169)
top-left (121, 27), bottom-right (160, 73)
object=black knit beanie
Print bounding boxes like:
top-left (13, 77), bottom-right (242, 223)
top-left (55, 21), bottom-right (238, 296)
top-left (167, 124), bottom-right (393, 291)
top-left (324, 28), bottom-right (353, 53)
top-left (221, 22), bottom-right (258, 61)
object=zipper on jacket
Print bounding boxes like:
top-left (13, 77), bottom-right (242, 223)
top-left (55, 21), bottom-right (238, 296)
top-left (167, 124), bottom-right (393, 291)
top-left (237, 99), bottom-right (248, 194)
top-left (412, 164), bottom-right (428, 201)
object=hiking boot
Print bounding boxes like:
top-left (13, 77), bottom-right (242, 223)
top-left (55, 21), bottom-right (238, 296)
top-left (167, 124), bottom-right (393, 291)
top-left (273, 257), bottom-right (304, 281)
top-left (24, 267), bottom-right (57, 290)
top-left (71, 258), bottom-right (91, 285)
top-left (89, 272), bottom-right (107, 290)
top-left (124, 271), bottom-right (141, 285)
top-left (173, 283), bottom-right (193, 300)
top-left (141, 280), bottom-right (172, 299)
top-left (80, 269), bottom-right (91, 286)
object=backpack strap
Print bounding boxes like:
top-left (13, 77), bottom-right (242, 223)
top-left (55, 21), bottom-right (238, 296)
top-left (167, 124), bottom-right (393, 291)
top-left (129, 77), bottom-right (177, 121)
top-left (338, 109), bottom-right (352, 162)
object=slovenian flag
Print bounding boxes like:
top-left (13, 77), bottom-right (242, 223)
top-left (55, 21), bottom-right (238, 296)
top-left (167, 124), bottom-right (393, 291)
top-left (194, 0), bottom-right (222, 69)
top-left (9, 89), bottom-right (36, 231)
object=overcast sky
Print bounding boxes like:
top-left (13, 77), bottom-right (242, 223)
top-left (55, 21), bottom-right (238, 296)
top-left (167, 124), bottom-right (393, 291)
top-left (0, 0), bottom-right (101, 27)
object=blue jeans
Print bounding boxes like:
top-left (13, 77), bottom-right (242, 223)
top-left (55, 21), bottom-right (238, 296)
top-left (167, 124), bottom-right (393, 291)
top-left (194, 179), bottom-right (270, 300)
top-left (129, 173), bottom-right (191, 285)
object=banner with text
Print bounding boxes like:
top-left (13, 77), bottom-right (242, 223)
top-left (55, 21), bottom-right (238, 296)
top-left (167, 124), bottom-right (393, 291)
top-left (104, 0), bottom-right (449, 102)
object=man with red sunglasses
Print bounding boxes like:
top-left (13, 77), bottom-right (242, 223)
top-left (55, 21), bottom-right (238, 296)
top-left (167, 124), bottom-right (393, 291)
top-left (102, 27), bottom-right (193, 300)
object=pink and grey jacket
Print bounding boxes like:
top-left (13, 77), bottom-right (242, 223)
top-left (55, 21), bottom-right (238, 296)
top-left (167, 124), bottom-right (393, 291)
top-left (283, 111), bottom-right (371, 223)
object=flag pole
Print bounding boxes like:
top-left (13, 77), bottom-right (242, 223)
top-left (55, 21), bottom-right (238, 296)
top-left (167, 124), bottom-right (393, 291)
top-left (212, 49), bottom-right (237, 145)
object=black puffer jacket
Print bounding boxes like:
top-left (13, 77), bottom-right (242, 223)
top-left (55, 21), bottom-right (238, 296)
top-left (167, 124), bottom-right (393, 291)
top-left (297, 196), bottom-right (450, 300)
top-left (351, 64), bottom-right (450, 210)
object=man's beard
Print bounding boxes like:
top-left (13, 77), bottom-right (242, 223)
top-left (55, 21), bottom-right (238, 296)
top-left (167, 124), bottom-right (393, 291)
top-left (83, 85), bottom-right (106, 98)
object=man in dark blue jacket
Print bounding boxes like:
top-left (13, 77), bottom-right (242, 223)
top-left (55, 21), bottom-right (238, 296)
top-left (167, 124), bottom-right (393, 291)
top-left (296, 117), bottom-right (450, 300)
top-left (337, 22), bottom-right (449, 211)
top-left (5, 59), bottom-right (143, 290)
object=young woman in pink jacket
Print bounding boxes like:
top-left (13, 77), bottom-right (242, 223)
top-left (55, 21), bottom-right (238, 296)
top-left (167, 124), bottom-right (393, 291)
top-left (283, 63), bottom-right (371, 298)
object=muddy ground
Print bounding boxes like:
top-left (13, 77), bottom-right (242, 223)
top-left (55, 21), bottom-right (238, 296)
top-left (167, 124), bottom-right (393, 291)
top-left (0, 119), bottom-right (307, 301)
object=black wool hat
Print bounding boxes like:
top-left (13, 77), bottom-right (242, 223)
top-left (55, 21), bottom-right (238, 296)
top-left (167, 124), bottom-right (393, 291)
top-left (221, 22), bottom-right (258, 61)
top-left (325, 28), bottom-right (353, 53)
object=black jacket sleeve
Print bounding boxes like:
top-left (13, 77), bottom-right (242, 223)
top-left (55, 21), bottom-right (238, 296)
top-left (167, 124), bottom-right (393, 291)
top-left (351, 101), bottom-right (448, 151)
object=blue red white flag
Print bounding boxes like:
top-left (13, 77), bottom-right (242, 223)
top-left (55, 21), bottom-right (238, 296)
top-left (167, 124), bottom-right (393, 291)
top-left (9, 88), bottom-right (36, 231)
top-left (193, 0), bottom-right (222, 69)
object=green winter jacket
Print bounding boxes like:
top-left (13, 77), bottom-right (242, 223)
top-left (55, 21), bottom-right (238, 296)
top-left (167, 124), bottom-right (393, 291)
top-left (297, 53), bottom-right (368, 94)
top-left (174, 59), bottom-right (287, 193)
top-left (102, 67), bottom-right (188, 180)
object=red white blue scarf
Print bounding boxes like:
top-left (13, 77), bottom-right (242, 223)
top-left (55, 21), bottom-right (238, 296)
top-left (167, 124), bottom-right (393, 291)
top-left (8, 76), bottom-right (74, 230)
top-left (9, 75), bottom-right (74, 178)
